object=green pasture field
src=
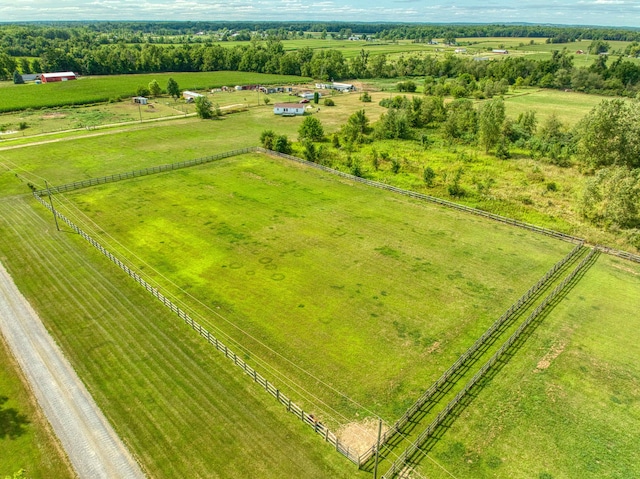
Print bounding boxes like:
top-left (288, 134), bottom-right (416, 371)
top-left (500, 88), bottom-right (606, 126)
top-left (0, 333), bottom-right (74, 479)
top-left (0, 71), bottom-right (310, 113)
top-left (61, 153), bottom-right (573, 425)
top-left (0, 196), bottom-right (365, 479)
top-left (412, 254), bottom-right (640, 479)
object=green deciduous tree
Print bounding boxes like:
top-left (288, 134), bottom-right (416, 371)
top-left (423, 166), bottom-right (436, 186)
top-left (195, 95), bottom-right (213, 119)
top-left (298, 116), bottom-right (324, 141)
top-left (274, 135), bottom-right (292, 154)
top-left (260, 129), bottom-right (276, 149)
top-left (148, 79), bottom-right (161, 97)
top-left (342, 109), bottom-right (370, 144)
top-left (136, 85), bottom-right (150, 97)
top-left (443, 99), bottom-right (477, 143)
top-left (478, 97), bottom-right (506, 153)
top-left (12, 70), bottom-right (24, 84)
top-left (575, 99), bottom-right (640, 170)
top-left (166, 77), bottom-right (180, 100)
top-left (580, 166), bottom-right (640, 230)
top-left (374, 108), bottom-right (410, 140)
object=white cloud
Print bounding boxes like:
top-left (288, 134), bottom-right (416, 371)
top-left (0, 0), bottom-right (638, 25)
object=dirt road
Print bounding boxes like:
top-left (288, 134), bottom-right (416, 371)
top-left (0, 261), bottom-right (146, 479)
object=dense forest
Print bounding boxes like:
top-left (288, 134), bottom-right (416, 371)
top-left (1, 22), bottom-right (640, 98)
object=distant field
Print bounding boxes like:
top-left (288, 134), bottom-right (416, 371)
top-left (414, 254), bottom-right (640, 479)
top-left (0, 71), bottom-right (310, 113)
top-left (501, 88), bottom-right (606, 126)
top-left (62, 153), bottom-right (573, 424)
top-left (0, 333), bottom-right (74, 479)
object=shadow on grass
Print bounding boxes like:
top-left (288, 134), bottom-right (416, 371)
top-left (0, 396), bottom-right (30, 440)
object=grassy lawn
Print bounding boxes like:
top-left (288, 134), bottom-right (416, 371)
top-left (412, 253), bottom-right (640, 479)
top-left (61, 153), bottom-right (573, 426)
top-left (503, 88), bottom-right (610, 125)
top-left (0, 196), bottom-right (365, 479)
top-left (0, 332), bottom-right (74, 479)
top-left (0, 71), bottom-right (310, 113)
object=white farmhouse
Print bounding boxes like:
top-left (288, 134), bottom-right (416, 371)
top-left (273, 103), bottom-right (305, 116)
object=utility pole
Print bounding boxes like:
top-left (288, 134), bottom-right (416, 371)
top-left (45, 181), bottom-right (60, 232)
top-left (373, 418), bottom-right (383, 479)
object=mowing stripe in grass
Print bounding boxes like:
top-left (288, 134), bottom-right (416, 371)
top-left (358, 241), bottom-right (585, 465)
top-left (380, 248), bottom-right (599, 479)
top-left (31, 191), bottom-right (363, 466)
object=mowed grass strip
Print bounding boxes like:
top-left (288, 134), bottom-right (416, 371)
top-left (0, 332), bottom-right (74, 479)
top-left (413, 254), bottom-right (640, 479)
top-left (0, 197), bottom-right (364, 479)
top-left (63, 153), bottom-right (573, 423)
top-left (0, 71), bottom-right (310, 113)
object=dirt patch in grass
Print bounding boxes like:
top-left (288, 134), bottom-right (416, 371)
top-left (336, 417), bottom-right (387, 455)
top-left (535, 341), bottom-right (567, 372)
top-left (41, 113), bottom-right (66, 119)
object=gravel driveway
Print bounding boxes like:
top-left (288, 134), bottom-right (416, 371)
top-left (0, 262), bottom-right (146, 479)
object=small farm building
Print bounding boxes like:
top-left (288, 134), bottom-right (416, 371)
top-left (492, 49), bottom-right (509, 54)
top-left (132, 96), bottom-right (148, 105)
top-left (274, 103), bottom-right (305, 116)
top-left (331, 82), bottom-right (355, 92)
top-left (299, 91), bottom-right (316, 100)
top-left (183, 91), bottom-right (204, 101)
top-left (41, 72), bottom-right (77, 83)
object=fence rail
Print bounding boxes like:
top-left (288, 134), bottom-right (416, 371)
top-left (34, 147), bottom-right (258, 196)
top-left (381, 247), bottom-right (598, 479)
top-left (32, 191), bottom-right (361, 467)
top-left (357, 241), bottom-right (584, 464)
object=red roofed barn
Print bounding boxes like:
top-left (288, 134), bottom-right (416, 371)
top-left (41, 72), bottom-right (77, 83)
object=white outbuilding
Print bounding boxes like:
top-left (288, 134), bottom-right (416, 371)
top-left (273, 103), bottom-right (305, 116)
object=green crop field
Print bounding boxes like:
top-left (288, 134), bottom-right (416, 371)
top-left (413, 254), bottom-right (640, 479)
top-left (0, 332), bottom-right (74, 479)
top-left (59, 153), bottom-right (573, 426)
top-left (0, 71), bottom-right (310, 113)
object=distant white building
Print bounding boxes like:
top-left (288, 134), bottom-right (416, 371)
top-left (274, 103), bottom-right (305, 116)
top-left (454, 48), bottom-right (467, 54)
top-left (183, 91), bottom-right (204, 101)
top-left (492, 49), bottom-right (509, 54)
top-left (132, 96), bottom-right (148, 105)
top-left (299, 91), bottom-right (317, 100)
top-left (331, 82), bottom-right (355, 92)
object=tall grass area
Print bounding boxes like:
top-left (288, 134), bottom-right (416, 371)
top-left (62, 153), bottom-right (573, 423)
top-left (0, 331), bottom-right (74, 479)
top-left (0, 71), bottom-right (310, 113)
top-left (413, 254), bottom-right (640, 479)
top-left (0, 197), bottom-right (365, 479)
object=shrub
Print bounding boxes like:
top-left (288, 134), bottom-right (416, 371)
top-left (323, 98), bottom-right (335, 106)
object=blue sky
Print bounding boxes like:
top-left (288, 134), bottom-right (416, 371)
top-left (1, 0), bottom-right (639, 27)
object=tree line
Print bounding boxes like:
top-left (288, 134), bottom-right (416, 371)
top-left (3, 38), bottom-right (640, 98)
